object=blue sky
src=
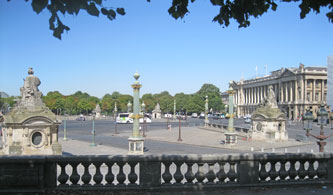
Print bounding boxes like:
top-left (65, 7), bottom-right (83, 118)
top-left (0, 1), bottom-right (332, 98)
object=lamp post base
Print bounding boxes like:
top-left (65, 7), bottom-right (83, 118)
top-left (128, 137), bottom-right (144, 155)
top-left (317, 141), bottom-right (326, 152)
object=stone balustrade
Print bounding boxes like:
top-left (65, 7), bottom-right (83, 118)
top-left (205, 123), bottom-right (250, 134)
top-left (0, 153), bottom-right (332, 194)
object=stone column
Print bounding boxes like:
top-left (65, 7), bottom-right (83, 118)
top-left (321, 79), bottom-right (324, 102)
top-left (294, 79), bottom-right (298, 102)
top-left (290, 81), bottom-right (293, 102)
top-left (284, 82), bottom-right (289, 102)
top-left (312, 79), bottom-right (316, 101)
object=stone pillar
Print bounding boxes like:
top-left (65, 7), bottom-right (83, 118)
top-left (285, 82), bottom-right (288, 102)
top-left (321, 79), bottom-right (324, 102)
top-left (295, 80), bottom-right (298, 102)
top-left (301, 78), bottom-right (304, 102)
top-left (312, 79), bottom-right (316, 101)
top-left (290, 81), bottom-right (293, 102)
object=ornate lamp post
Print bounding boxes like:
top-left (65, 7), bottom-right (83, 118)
top-left (142, 101), bottom-right (146, 137)
top-left (63, 111), bottom-right (68, 141)
top-left (205, 95), bottom-right (209, 126)
top-left (225, 81), bottom-right (237, 145)
top-left (127, 101), bottom-right (132, 113)
top-left (90, 111), bottom-right (96, 146)
top-left (304, 103), bottom-right (331, 152)
top-left (173, 99), bottom-right (176, 121)
top-left (128, 72), bottom-right (144, 155)
top-left (114, 102), bottom-right (118, 134)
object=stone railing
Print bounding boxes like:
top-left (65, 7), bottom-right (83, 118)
top-left (205, 123), bottom-right (250, 134)
top-left (0, 153), bottom-right (333, 194)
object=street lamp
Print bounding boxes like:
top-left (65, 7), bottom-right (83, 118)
top-left (142, 101), bottom-right (146, 137)
top-left (63, 111), bottom-right (68, 141)
top-left (330, 111), bottom-right (333, 129)
top-left (304, 103), bottom-right (331, 152)
top-left (178, 108), bottom-right (183, 141)
top-left (90, 111), bottom-right (96, 146)
top-left (173, 99), bottom-right (176, 121)
top-left (114, 102), bottom-right (118, 134)
top-left (303, 108), bottom-right (314, 137)
top-left (128, 72), bottom-right (144, 155)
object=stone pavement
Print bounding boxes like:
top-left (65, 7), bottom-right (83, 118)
top-left (59, 125), bottom-right (324, 155)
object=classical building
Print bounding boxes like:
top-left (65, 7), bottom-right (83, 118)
top-left (327, 56), bottom-right (333, 109)
top-left (230, 64), bottom-right (328, 120)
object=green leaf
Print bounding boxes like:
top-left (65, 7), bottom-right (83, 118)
top-left (31, 0), bottom-right (48, 14)
top-left (87, 3), bottom-right (99, 16)
top-left (271, 2), bottom-right (277, 11)
top-left (107, 9), bottom-right (116, 20)
top-left (116, 8), bottom-right (126, 15)
top-left (101, 8), bottom-right (108, 15)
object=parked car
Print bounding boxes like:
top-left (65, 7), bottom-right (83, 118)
top-left (191, 113), bottom-right (198, 118)
top-left (76, 116), bottom-right (86, 121)
top-left (199, 113), bottom-right (205, 119)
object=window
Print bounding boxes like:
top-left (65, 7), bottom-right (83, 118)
top-left (315, 93), bottom-right (319, 101)
top-left (324, 93), bottom-right (327, 101)
top-left (306, 92), bottom-right (311, 101)
top-left (307, 80), bottom-right (312, 88)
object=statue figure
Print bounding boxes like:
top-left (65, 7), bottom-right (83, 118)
top-left (17, 67), bottom-right (44, 108)
top-left (260, 85), bottom-right (278, 109)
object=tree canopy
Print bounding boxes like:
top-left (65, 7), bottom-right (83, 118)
top-left (10, 0), bottom-right (333, 39)
top-left (4, 83), bottom-right (225, 115)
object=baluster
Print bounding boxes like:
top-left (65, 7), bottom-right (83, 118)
top-left (116, 162), bottom-right (126, 185)
top-left (93, 162), bottom-right (103, 186)
top-left (206, 162), bottom-right (216, 184)
top-left (195, 162), bottom-right (205, 183)
top-left (317, 160), bottom-right (327, 179)
top-left (259, 161), bottom-right (269, 182)
top-left (81, 162), bottom-right (92, 185)
top-left (217, 162), bottom-right (227, 183)
top-left (279, 160), bottom-right (288, 181)
top-left (227, 162), bottom-right (237, 183)
top-left (105, 162), bottom-right (115, 185)
top-left (288, 160), bottom-right (297, 180)
top-left (128, 162), bottom-right (138, 185)
top-left (58, 162), bottom-right (69, 186)
top-left (174, 161), bottom-right (184, 184)
top-left (184, 162), bottom-right (195, 184)
top-left (298, 160), bottom-right (307, 180)
top-left (69, 162), bottom-right (80, 186)
top-left (269, 161), bottom-right (278, 181)
top-left (307, 160), bottom-right (316, 179)
top-left (162, 161), bottom-right (172, 184)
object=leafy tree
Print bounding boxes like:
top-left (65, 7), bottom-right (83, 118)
top-left (141, 93), bottom-right (156, 112)
top-left (8, 0), bottom-right (333, 39)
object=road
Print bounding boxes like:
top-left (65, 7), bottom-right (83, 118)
top-left (57, 117), bottom-right (333, 155)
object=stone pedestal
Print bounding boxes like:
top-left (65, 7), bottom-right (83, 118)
top-left (0, 68), bottom-right (62, 155)
top-left (225, 132), bottom-right (237, 145)
top-left (128, 137), bottom-right (144, 155)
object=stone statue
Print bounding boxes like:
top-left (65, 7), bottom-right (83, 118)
top-left (260, 85), bottom-right (278, 109)
top-left (18, 67), bottom-right (44, 108)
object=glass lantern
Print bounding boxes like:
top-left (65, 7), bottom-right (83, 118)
top-left (303, 108), bottom-right (314, 131)
top-left (317, 104), bottom-right (328, 126)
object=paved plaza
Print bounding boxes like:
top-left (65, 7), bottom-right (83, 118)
top-left (56, 118), bottom-right (333, 155)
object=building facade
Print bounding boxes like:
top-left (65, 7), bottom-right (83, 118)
top-left (230, 64), bottom-right (328, 120)
top-left (327, 56), bottom-right (333, 109)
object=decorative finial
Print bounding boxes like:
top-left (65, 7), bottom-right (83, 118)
top-left (28, 67), bottom-right (34, 75)
top-left (134, 72), bottom-right (140, 81)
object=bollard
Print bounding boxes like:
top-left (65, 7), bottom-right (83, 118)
top-left (272, 148), bottom-right (275, 153)
top-left (311, 149), bottom-right (314, 153)
top-left (297, 149), bottom-right (300, 153)
top-left (250, 147), bottom-right (254, 152)
top-left (261, 147), bottom-right (264, 152)
top-left (284, 148), bottom-right (288, 153)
